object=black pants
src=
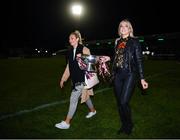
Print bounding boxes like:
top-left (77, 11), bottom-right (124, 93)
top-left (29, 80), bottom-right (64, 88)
top-left (114, 68), bottom-right (136, 132)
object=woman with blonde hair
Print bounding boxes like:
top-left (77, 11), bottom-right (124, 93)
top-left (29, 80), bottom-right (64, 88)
top-left (55, 30), bottom-right (96, 129)
top-left (112, 19), bottom-right (148, 135)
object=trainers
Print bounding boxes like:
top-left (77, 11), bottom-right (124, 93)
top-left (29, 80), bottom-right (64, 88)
top-left (55, 121), bottom-right (70, 129)
top-left (86, 110), bottom-right (96, 118)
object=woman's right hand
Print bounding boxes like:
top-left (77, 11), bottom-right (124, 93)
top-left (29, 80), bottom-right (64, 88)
top-left (60, 80), bottom-right (64, 88)
top-left (141, 79), bottom-right (148, 89)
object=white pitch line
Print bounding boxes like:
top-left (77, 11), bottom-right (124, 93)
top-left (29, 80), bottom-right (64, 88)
top-left (0, 88), bottom-right (112, 121)
top-left (0, 100), bottom-right (69, 121)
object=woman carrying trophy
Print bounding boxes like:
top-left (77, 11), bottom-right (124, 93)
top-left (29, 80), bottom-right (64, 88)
top-left (55, 30), bottom-right (97, 129)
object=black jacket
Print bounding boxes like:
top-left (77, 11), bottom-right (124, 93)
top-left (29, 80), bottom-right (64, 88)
top-left (68, 44), bottom-right (85, 85)
top-left (114, 37), bottom-right (144, 79)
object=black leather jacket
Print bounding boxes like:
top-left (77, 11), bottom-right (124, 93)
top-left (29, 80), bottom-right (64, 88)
top-left (113, 37), bottom-right (144, 79)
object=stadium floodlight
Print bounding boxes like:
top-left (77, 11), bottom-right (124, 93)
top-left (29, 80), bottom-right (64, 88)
top-left (139, 39), bottom-right (144, 42)
top-left (96, 42), bottom-right (100, 45)
top-left (71, 4), bottom-right (82, 16)
top-left (157, 38), bottom-right (164, 41)
top-left (70, 3), bottom-right (83, 29)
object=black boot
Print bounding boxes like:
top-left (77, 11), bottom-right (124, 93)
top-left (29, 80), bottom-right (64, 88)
top-left (124, 128), bottom-right (132, 135)
top-left (117, 127), bottom-right (125, 134)
top-left (123, 124), bottom-right (133, 135)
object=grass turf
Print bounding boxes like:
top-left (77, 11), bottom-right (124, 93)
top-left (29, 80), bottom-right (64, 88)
top-left (0, 57), bottom-right (180, 138)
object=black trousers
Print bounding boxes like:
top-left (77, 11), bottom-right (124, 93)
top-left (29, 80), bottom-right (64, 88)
top-left (114, 68), bottom-right (136, 131)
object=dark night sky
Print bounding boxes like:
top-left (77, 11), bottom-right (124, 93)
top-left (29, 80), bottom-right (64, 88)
top-left (1, 0), bottom-right (179, 50)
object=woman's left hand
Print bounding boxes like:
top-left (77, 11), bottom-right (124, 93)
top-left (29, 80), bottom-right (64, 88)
top-left (141, 79), bottom-right (148, 89)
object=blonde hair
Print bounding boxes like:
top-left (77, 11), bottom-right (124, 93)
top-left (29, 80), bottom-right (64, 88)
top-left (118, 19), bottom-right (134, 38)
top-left (70, 30), bottom-right (83, 44)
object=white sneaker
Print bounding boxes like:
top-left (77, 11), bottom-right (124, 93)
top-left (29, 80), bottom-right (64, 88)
top-left (55, 121), bottom-right (70, 129)
top-left (86, 110), bottom-right (97, 118)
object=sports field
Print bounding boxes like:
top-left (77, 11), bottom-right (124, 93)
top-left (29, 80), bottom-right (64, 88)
top-left (0, 57), bottom-right (180, 138)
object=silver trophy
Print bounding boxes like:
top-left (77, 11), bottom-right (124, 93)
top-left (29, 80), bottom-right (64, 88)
top-left (81, 55), bottom-right (98, 72)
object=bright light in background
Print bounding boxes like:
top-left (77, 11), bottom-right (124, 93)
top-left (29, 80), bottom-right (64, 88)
top-left (157, 38), bottom-right (164, 41)
top-left (71, 4), bottom-right (82, 16)
top-left (70, 3), bottom-right (84, 29)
